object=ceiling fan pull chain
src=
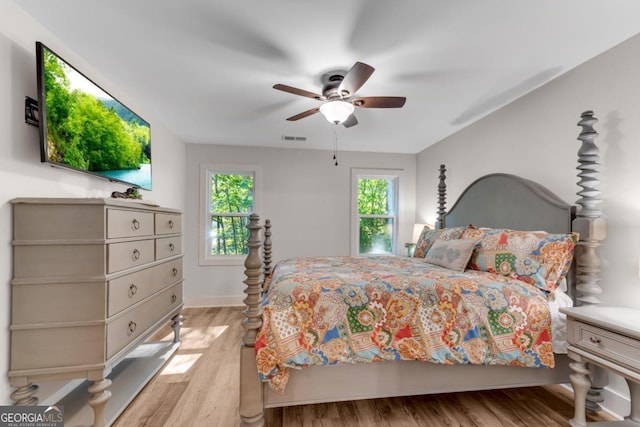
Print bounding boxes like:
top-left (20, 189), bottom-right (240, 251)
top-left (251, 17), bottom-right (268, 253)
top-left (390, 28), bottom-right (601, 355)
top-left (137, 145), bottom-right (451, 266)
top-left (333, 127), bottom-right (339, 166)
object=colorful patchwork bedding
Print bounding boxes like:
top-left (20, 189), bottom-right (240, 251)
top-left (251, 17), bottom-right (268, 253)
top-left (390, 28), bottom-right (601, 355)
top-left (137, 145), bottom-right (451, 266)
top-left (255, 256), bottom-right (555, 393)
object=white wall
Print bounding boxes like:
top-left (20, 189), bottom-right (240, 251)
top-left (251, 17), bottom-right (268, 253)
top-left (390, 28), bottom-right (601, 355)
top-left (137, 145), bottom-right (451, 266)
top-left (416, 32), bottom-right (640, 417)
top-left (184, 143), bottom-right (416, 306)
top-left (0, 1), bottom-right (187, 404)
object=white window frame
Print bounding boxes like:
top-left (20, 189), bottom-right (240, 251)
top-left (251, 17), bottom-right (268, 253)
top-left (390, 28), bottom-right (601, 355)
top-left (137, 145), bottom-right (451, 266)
top-left (350, 168), bottom-right (400, 256)
top-left (199, 163), bottom-right (262, 266)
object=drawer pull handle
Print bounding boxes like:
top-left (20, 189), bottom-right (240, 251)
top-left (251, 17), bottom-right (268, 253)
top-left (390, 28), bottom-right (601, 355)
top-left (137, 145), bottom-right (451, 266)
top-left (128, 321), bottom-right (137, 335)
top-left (132, 249), bottom-right (140, 261)
top-left (171, 294), bottom-right (177, 304)
top-left (169, 243), bottom-right (175, 252)
top-left (589, 336), bottom-right (601, 344)
top-left (172, 268), bottom-right (178, 276)
top-left (132, 219), bottom-right (140, 230)
top-left (169, 220), bottom-right (174, 229)
top-left (128, 284), bottom-right (138, 297)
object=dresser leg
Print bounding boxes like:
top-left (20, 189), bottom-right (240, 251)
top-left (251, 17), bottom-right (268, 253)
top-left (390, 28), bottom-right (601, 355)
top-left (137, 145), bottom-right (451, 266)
top-left (172, 311), bottom-right (184, 343)
top-left (569, 357), bottom-right (591, 427)
top-left (11, 383), bottom-right (39, 406)
top-left (627, 379), bottom-right (640, 422)
top-left (88, 378), bottom-right (112, 427)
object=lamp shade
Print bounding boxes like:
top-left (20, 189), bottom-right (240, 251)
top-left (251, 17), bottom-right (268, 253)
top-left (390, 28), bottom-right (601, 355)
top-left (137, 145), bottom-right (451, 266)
top-left (319, 100), bottom-right (355, 124)
top-left (412, 223), bottom-right (429, 243)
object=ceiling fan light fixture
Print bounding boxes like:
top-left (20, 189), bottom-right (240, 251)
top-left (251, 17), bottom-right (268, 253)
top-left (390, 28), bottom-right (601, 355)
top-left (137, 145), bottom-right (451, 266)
top-left (319, 100), bottom-right (354, 124)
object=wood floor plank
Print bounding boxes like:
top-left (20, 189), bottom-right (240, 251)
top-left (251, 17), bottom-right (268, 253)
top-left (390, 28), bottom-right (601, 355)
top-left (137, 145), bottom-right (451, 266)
top-left (114, 307), bottom-right (618, 426)
top-left (404, 395), bottom-right (455, 427)
top-left (352, 398), bottom-right (389, 427)
top-left (474, 390), bottom-right (528, 427)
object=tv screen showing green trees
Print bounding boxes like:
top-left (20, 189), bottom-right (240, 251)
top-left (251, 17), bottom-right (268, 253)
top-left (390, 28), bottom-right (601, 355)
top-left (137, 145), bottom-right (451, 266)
top-left (37, 42), bottom-right (151, 190)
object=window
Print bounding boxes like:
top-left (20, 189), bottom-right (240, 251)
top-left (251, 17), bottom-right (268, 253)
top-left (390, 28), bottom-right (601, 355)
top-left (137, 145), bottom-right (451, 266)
top-left (351, 169), bottom-right (399, 255)
top-left (199, 164), bottom-right (262, 265)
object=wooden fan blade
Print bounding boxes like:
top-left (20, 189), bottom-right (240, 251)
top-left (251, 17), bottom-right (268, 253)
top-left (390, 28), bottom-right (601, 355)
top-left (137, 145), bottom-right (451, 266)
top-left (273, 84), bottom-right (323, 100)
top-left (286, 107), bottom-right (320, 121)
top-left (342, 114), bottom-right (358, 128)
top-left (352, 96), bottom-right (406, 108)
top-left (337, 62), bottom-right (375, 97)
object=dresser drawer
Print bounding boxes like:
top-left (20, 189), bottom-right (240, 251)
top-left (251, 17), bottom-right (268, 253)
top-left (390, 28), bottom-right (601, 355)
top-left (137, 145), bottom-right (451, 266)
top-left (11, 324), bottom-right (105, 370)
top-left (572, 321), bottom-right (640, 371)
top-left (108, 239), bottom-right (155, 273)
top-left (107, 282), bottom-right (183, 358)
top-left (155, 213), bottom-right (181, 235)
top-left (13, 203), bottom-right (105, 241)
top-left (108, 258), bottom-right (183, 317)
top-left (107, 209), bottom-right (154, 239)
top-left (156, 236), bottom-right (182, 260)
top-left (14, 244), bottom-right (106, 278)
top-left (13, 281), bottom-right (107, 324)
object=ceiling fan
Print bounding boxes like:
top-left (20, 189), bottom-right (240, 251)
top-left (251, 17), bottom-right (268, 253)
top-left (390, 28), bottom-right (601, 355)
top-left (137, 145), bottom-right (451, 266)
top-left (273, 62), bottom-right (406, 128)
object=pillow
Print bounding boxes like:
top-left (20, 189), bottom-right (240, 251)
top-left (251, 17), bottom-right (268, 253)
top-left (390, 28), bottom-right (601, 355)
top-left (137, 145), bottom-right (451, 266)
top-left (459, 226), bottom-right (491, 242)
top-left (413, 227), bottom-right (436, 258)
top-left (466, 228), bottom-right (579, 292)
top-left (413, 226), bottom-right (466, 258)
top-left (424, 238), bottom-right (476, 272)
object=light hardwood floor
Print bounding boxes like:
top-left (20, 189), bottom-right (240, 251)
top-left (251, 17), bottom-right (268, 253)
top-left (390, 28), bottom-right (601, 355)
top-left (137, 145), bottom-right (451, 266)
top-left (113, 307), bottom-right (616, 427)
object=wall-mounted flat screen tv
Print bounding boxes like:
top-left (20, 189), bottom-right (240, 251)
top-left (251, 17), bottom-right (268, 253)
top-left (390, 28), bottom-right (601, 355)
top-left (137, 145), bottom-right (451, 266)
top-left (36, 41), bottom-right (152, 190)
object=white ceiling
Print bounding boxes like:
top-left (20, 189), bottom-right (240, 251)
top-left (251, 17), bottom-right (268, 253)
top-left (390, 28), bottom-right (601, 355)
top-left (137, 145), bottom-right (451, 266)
top-left (11, 0), bottom-right (640, 153)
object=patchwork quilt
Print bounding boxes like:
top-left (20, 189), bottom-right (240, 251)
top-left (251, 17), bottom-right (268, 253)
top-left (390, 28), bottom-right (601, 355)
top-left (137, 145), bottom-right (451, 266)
top-left (254, 256), bottom-right (555, 393)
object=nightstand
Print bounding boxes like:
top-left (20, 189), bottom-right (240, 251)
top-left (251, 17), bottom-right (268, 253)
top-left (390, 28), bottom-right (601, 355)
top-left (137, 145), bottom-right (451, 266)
top-left (404, 242), bottom-right (416, 257)
top-left (560, 306), bottom-right (640, 426)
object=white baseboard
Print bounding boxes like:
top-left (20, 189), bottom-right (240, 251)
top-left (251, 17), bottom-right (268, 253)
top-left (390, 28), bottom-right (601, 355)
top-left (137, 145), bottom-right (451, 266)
top-left (184, 295), bottom-right (245, 308)
top-left (601, 385), bottom-right (630, 420)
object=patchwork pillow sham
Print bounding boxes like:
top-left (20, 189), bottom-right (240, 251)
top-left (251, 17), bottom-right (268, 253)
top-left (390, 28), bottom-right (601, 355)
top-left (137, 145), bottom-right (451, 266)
top-left (413, 226), bottom-right (466, 258)
top-left (424, 238), bottom-right (476, 272)
top-left (461, 228), bottom-right (579, 292)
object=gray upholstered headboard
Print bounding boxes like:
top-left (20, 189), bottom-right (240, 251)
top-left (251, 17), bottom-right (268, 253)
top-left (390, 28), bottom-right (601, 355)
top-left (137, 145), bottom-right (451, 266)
top-left (438, 169), bottom-right (578, 300)
top-left (442, 173), bottom-right (576, 234)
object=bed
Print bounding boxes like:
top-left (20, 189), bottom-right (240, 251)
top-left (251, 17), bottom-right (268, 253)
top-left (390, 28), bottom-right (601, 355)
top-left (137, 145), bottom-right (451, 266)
top-left (239, 110), bottom-right (606, 426)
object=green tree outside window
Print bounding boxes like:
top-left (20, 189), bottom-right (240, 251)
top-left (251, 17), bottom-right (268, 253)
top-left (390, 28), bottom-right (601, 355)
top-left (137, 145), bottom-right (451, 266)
top-left (209, 173), bottom-right (254, 255)
top-left (358, 177), bottom-right (396, 254)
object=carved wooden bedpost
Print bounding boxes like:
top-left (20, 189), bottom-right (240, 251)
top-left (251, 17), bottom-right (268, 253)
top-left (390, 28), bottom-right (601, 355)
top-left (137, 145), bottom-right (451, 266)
top-left (572, 110), bottom-right (608, 412)
top-left (437, 164), bottom-right (447, 229)
top-left (240, 213), bottom-right (264, 427)
top-left (574, 110), bottom-right (606, 306)
top-left (262, 219), bottom-right (272, 292)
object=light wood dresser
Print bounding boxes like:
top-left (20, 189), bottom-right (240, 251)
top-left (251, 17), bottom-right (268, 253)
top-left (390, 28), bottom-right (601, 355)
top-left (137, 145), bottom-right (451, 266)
top-left (561, 306), bottom-right (640, 427)
top-left (9, 198), bottom-right (184, 427)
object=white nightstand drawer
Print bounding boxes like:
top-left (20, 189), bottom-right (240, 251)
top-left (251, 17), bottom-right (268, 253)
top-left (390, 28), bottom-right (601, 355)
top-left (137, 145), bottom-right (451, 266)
top-left (573, 321), bottom-right (640, 372)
